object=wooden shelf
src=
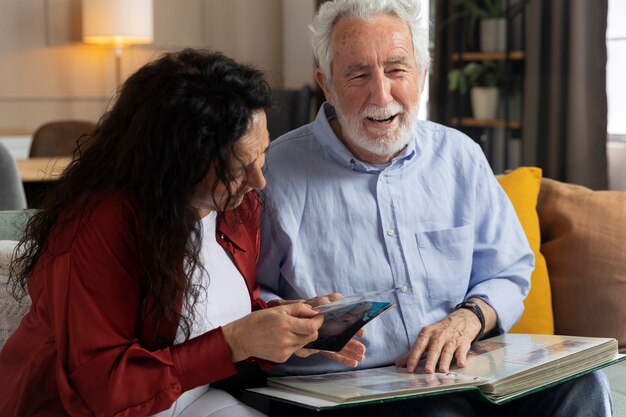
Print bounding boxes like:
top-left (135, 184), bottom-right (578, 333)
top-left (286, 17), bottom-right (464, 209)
top-left (451, 51), bottom-right (525, 62)
top-left (451, 118), bottom-right (522, 129)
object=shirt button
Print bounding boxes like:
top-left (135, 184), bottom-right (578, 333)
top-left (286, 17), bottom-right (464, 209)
top-left (386, 229), bottom-right (395, 237)
top-left (400, 286), bottom-right (408, 293)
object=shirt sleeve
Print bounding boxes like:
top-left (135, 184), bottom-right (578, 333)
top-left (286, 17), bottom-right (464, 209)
top-left (44, 198), bottom-right (238, 417)
top-left (256, 183), bottom-right (287, 303)
top-left (466, 158), bottom-right (534, 333)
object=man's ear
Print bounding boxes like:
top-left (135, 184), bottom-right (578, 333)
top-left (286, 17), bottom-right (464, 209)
top-left (315, 68), bottom-right (334, 106)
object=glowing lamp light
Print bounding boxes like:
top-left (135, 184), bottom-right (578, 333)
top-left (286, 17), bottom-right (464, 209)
top-left (82, 0), bottom-right (153, 85)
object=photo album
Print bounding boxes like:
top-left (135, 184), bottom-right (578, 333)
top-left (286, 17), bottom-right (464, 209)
top-left (249, 334), bottom-right (624, 411)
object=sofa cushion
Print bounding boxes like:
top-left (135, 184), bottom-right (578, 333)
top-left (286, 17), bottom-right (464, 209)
top-left (0, 210), bottom-right (34, 241)
top-left (0, 240), bottom-right (30, 349)
top-left (497, 167), bottom-right (554, 334)
top-left (0, 240), bottom-right (18, 272)
top-left (537, 178), bottom-right (626, 353)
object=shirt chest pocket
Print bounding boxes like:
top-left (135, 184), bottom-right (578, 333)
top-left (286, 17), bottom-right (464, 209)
top-left (415, 225), bottom-right (473, 302)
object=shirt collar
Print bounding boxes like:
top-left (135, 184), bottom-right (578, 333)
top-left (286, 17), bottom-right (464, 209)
top-left (312, 102), bottom-right (417, 173)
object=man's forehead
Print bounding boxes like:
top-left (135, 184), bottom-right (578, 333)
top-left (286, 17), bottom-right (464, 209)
top-left (331, 12), bottom-right (411, 39)
top-left (330, 15), bottom-right (414, 56)
top-left (330, 28), bottom-right (415, 76)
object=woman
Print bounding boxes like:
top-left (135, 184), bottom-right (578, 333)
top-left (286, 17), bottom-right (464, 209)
top-left (0, 49), bottom-right (362, 417)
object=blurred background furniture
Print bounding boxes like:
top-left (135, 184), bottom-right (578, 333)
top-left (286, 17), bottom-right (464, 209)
top-left (0, 143), bottom-right (27, 210)
top-left (16, 156), bottom-right (73, 209)
top-left (29, 120), bottom-right (96, 157)
top-left (0, 210), bottom-right (34, 351)
top-left (266, 85), bottom-right (313, 141)
top-left (16, 157), bottom-right (72, 183)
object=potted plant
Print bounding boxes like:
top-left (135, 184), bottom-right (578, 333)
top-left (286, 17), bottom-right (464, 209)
top-left (448, 61), bottom-right (503, 119)
top-left (448, 0), bottom-right (531, 52)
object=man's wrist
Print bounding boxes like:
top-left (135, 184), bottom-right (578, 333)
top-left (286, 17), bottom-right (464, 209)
top-left (454, 300), bottom-right (485, 343)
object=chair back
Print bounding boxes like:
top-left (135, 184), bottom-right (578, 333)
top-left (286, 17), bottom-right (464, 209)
top-left (29, 120), bottom-right (96, 157)
top-left (267, 85), bottom-right (313, 141)
top-left (0, 143), bottom-right (27, 210)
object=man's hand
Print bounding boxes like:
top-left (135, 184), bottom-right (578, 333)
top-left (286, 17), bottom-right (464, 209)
top-left (395, 298), bottom-right (496, 374)
top-left (295, 329), bottom-right (366, 367)
top-left (299, 292), bottom-right (367, 367)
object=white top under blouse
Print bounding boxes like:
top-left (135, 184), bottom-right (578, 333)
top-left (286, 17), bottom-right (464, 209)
top-left (151, 212), bottom-right (251, 417)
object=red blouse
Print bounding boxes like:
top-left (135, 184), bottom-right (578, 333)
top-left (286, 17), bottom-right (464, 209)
top-left (0, 192), bottom-right (266, 416)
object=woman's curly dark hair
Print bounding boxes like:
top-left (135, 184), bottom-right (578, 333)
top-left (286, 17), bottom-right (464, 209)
top-left (9, 49), bottom-right (272, 345)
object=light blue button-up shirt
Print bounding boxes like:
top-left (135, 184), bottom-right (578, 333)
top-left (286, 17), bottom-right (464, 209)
top-left (257, 103), bottom-right (533, 375)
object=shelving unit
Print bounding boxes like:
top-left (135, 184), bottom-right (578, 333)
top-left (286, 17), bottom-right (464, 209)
top-left (451, 50), bottom-right (524, 61)
top-left (450, 117), bottom-right (522, 129)
top-left (442, 1), bottom-right (528, 173)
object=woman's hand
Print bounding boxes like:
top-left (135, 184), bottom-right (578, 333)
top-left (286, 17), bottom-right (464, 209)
top-left (267, 292), bottom-right (344, 309)
top-left (266, 298), bottom-right (304, 307)
top-left (262, 293), bottom-right (368, 366)
top-left (304, 292), bottom-right (343, 308)
top-left (222, 303), bottom-right (323, 363)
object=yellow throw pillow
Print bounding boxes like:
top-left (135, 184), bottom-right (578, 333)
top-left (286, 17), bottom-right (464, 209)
top-left (497, 167), bottom-right (554, 334)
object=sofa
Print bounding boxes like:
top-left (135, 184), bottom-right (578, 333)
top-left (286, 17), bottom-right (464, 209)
top-left (497, 168), bottom-right (625, 415)
top-left (1, 168), bottom-right (625, 414)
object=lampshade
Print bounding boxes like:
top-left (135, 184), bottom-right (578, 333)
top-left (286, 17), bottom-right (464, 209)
top-left (82, 0), bottom-right (153, 47)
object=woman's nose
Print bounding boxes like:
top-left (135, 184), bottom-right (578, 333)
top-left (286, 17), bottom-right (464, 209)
top-left (248, 166), bottom-right (266, 191)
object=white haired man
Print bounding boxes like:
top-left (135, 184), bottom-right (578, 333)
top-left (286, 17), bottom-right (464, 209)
top-left (258, 0), bottom-right (612, 415)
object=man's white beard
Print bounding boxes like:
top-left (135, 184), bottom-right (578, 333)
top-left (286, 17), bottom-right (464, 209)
top-left (332, 92), bottom-right (419, 160)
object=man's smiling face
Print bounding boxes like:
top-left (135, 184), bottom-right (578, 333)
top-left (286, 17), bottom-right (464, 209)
top-left (315, 13), bottom-right (426, 163)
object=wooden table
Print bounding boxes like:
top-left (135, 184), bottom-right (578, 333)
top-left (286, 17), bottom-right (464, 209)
top-left (16, 157), bottom-right (73, 207)
top-left (16, 157), bottom-right (72, 182)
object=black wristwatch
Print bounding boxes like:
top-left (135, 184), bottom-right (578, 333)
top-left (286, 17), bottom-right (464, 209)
top-left (454, 300), bottom-right (485, 343)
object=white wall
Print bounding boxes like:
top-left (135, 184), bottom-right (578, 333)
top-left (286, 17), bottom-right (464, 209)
top-left (0, 0), bottom-right (283, 134)
top-left (607, 0), bottom-right (626, 135)
top-left (607, 140), bottom-right (626, 191)
top-left (282, 0), bottom-right (316, 89)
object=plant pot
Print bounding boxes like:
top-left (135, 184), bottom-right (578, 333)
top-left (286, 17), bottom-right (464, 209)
top-left (470, 87), bottom-right (499, 120)
top-left (480, 18), bottom-right (506, 52)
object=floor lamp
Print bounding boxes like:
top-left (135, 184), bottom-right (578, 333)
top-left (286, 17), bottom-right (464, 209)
top-left (82, 0), bottom-right (154, 87)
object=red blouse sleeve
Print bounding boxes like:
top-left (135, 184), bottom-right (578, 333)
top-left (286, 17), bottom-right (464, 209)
top-left (38, 196), bottom-right (238, 416)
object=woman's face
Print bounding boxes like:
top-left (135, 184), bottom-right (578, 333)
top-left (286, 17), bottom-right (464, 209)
top-left (192, 109), bottom-right (269, 217)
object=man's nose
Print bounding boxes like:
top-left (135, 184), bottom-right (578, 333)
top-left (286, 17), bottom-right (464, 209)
top-left (369, 72), bottom-right (393, 106)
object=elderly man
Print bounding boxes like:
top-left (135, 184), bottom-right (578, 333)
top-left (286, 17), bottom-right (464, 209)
top-left (257, 0), bottom-right (612, 415)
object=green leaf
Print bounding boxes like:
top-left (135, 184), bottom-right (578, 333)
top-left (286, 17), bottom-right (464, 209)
top-left (448, 70), bottom-right (460, 92)
top-left (448, 60), bottom-right (504, 93)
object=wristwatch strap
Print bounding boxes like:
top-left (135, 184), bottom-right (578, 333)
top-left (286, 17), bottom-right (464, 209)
top-left (454, 300), bottom-right (485, 343)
